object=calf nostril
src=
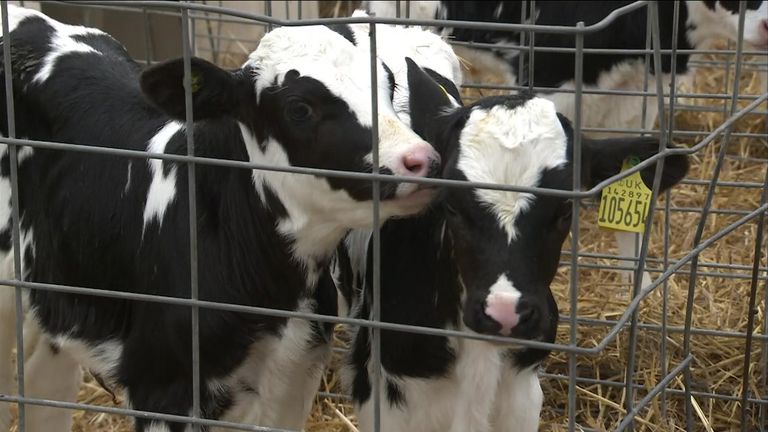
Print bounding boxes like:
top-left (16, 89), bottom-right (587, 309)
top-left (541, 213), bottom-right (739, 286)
top-left (517, 303), bottom-right (536, 325)
top-left (403, 153), bottom-right (428, 176)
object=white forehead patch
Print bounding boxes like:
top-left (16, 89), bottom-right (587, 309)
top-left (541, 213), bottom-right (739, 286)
top-left (457, 98), bottom-right (568, 242)
top-left (246, 25), bottom-right (397, 127)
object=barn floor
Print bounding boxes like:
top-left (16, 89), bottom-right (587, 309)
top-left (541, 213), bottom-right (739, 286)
top-left (5, 20), bottom-right (768, 432)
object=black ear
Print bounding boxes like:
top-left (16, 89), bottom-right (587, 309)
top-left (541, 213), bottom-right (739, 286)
top-left (580, 135), bottom-right (689, 193)
top-left (405, 57), bottom-right (458, 140)
top-left (140, 57), bottom-right (253, 121)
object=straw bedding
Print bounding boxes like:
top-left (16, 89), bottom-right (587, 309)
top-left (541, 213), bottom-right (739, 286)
top-left (6, 8), bottom-right (768, 432)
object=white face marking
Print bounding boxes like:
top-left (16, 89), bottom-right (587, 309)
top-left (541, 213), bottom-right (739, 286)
top-left (686, 1), bottom-right (768, 49)
top-left (239, 26), bottom-right (438, 259)
top-left (248, 25), bottom-right (398, 127)
top-left (239, 123), bottom-right (433, 264)
top-left (488, 274), bottom-right (522, 298)
top-left (143, 121), bottom-right (182, 229)
top-left (349, 11), bottom-right (463, 127)
top-left (248, 25), bottom-right (436, 180)
top-left (457, 98), bottom-right (568, 242)
top-left (3, 5), bottom-right (106, 84)
top-left (485, 274), bottom-right (522, 336)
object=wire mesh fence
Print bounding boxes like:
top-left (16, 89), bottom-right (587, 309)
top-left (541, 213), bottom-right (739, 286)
top-left (0, 1), bottom-right (766, 431)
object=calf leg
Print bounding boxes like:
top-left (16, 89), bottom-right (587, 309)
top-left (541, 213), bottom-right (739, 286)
top-left (491, 366), bottom-right (543, 432)
top-left (448, 339), bottom-right (501, 432)
top-left (0, 286), bottom-right (16, 430)
top-left (0, 253), bottom-right (19, 430)
top-left (24, 333), bottom-right (82, 432)
top-left (355, 384), bottom-right (413, 432)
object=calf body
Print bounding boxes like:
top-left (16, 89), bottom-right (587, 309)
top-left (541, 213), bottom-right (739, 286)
top-left (364, 0), bottom-right (765, 290)
top-left (335, 23), bottom-right (689, 431)
top-left (0, 6), bottom-right (440, 431)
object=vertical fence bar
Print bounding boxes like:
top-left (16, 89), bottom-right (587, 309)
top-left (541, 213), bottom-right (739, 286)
top-left (568, 21), bottom-right (585, 432)
top-left (517, 0), bottom-right (527, 86)
top-left (526, 0), bottom-right (535, 93)
top-left (640, 10), bottom-right (652, 133)
top-left (190, 8), bottom-right (197, 57)
top-left (683, 3), bottom-right (747, 430)
top-left (661, 1), bottom-right (681, 421)
top-left (405, 0), bottom-right (410, 20)
top-left (395, 0), bottom-right (400, 18)
top-left (623, 3), bottom-right (670, 428)
top-left (143, 7), bottom-right (154, 65)
top-left (740, 165), bottom-right (768, 431)
top-left (265, 1), bottom-right (272, 32)
top-left (368, 20), bottom-right (382, 432)
top-left (181, 4), bottom-right (202, 430)
top-left (202, 7), bottom-right (218, 65)
top-left (762, 216), bottom-right (768, 432)
top-left (722, 41), bottom-right (733, 121)
top-left (297, 0), bottom-right (302, 20)
top-left (734, 6), bottom-right (762, 430)
top-left (1, 3), bottom-right (26, 430)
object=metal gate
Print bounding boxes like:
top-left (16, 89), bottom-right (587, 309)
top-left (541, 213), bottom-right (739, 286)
top-left (1, 1), bottom-right (766, 431)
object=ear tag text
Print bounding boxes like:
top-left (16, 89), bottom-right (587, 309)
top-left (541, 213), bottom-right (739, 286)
top-left (597, 156), bottom-right (652, 233)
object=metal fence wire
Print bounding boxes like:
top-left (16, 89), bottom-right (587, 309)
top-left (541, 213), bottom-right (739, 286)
top-left (0, 1), bottom-right (767, 431)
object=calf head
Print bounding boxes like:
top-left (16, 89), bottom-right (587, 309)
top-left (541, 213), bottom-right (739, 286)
top-left (407, 59), bottom-right (689, 340)
top-left (140, 25), bottom-right (441, 232)
top-left (688, 1), bottom-right (768, 49)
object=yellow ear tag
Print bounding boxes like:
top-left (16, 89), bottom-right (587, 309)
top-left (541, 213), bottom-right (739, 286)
top-left (190, 71), bottom-right (202, 94)
top-left (597, 156), bottom-right (653, 233)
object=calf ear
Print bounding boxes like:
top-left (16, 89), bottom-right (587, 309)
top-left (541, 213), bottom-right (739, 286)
top-left (140, 57), bottom-right (253, 121)
top-left (580, 135), bottom-right (689, 193)
top-left (405, 57), bottom-right (459, 138)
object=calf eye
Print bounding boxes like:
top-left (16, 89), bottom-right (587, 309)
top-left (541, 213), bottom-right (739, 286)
top-left (286, 99), bottom-right (313, 122)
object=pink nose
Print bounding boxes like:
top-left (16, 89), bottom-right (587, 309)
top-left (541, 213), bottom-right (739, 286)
top-left (399, 144), bottom-right (440, 177)
top-left (484, 292), bottom-right (521, 336)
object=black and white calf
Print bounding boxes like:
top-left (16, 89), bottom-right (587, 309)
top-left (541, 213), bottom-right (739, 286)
top-left (334, 52), bottom-right (689, 432)
top-left (366, 0), bottom-right (768, 132)
top-left (0, 5), bottom-right (441, 432)
top-left (365, 0), bottom-right (766, 289)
